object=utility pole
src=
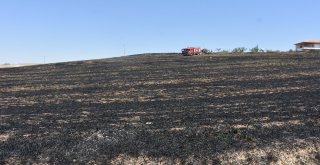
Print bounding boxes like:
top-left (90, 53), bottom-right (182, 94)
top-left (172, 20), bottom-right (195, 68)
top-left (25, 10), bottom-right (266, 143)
top-left (123, 44), bottom-right (126, 56)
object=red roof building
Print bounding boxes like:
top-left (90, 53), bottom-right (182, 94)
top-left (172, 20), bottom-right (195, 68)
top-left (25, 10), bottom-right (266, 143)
top-left (295, 40), bottom-right (320, 51)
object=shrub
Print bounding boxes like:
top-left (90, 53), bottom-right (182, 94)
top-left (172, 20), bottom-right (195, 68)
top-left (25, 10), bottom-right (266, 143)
top-left (250, 45), bottom-right (264, 53)
top-left (266, 49), bottom-right (280, 53)
top-left (215, 48), bottom-right (222, 52)
top-left (232, 47), bottom-right (247, 53)
top-left (201, 49), bottom-right (212, 54)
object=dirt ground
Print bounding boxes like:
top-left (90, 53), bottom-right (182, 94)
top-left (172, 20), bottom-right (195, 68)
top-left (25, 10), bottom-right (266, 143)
top-left (0, 52), bottom-right (319, 164)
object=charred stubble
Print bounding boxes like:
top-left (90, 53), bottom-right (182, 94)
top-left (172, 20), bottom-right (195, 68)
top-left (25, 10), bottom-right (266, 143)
top-left (0, 53), bottom-right (319, 164)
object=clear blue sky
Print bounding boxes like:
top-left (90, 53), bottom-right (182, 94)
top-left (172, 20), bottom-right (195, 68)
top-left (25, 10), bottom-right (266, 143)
top-left (1, 0), bottom-right (319, 63)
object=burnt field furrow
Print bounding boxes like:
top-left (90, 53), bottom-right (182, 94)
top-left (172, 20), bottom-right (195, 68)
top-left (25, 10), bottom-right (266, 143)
top-left (0, 53), bottom-right (320, 164)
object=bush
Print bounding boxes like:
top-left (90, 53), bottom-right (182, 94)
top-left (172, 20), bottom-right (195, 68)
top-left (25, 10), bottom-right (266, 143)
top-left (232, 47), bottom-right (247, 53)
top-left (266, 49), bottom-right (280, 53)
top-left (250, 45), bottom-right (264, 53)
top-left (215, 48), bottom-right (222, 52)
top-left (215, 49), bottom-right (230, 53)
top-left (201, 49), bottom-right (212, 54)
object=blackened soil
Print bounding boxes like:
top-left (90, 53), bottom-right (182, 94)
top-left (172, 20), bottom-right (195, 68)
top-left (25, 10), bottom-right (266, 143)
top-left (0, 53), bottom-right (319, 164)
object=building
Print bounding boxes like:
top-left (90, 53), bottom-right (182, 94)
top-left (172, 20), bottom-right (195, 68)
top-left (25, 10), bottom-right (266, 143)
top-left (295, 40), bottom-right (320, 51)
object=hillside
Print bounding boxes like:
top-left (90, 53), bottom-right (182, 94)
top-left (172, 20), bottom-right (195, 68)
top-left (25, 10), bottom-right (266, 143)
top-left (0, 64), bottom-right (38, 68)
top-left (0, 53), bottom-right (320, 164)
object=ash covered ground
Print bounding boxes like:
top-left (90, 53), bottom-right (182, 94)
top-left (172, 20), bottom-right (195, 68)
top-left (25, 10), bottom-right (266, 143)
top-left (0, 53), bottom-right (319, 164)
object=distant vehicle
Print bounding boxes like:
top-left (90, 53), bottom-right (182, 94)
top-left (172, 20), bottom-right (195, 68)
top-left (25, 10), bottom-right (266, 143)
top-left (181, 47), bottom-right (202, 56)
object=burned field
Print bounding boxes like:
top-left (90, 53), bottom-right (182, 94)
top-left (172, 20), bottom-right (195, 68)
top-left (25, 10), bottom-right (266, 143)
top-left (0, 53), bottom-right (320, 164)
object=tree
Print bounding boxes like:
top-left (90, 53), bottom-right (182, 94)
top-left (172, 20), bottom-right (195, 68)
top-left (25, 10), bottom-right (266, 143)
top-left (250, 45), bottom-right (264, 53)
top-left (232, 47), bottom-right (247, 53)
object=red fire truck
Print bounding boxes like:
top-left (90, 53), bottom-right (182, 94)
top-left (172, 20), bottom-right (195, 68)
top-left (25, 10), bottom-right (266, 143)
top-left (181, 47), bottom-right (202, 56)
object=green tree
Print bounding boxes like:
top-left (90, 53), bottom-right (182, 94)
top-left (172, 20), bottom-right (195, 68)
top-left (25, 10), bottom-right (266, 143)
top-left (250, 45), bottom-right (264, 53)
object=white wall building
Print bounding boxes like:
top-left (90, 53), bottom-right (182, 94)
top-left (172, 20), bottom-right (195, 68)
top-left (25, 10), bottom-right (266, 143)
top-left (295, 40), bottom-right (320, 51)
